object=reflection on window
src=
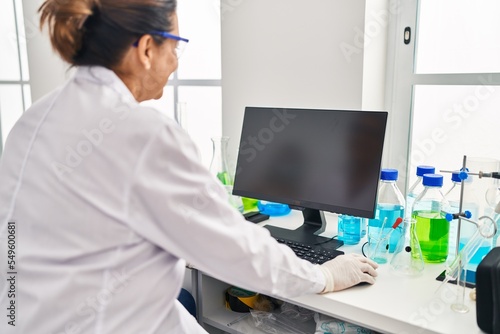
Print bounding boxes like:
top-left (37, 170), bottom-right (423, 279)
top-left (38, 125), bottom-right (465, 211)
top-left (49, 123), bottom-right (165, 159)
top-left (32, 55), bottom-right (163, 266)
top-left (416, 0), bottom-right (500, 74)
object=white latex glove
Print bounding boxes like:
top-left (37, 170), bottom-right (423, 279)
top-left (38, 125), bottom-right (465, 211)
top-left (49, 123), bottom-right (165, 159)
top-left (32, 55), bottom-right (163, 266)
top-left (318, 253), bottom-right (379, 293)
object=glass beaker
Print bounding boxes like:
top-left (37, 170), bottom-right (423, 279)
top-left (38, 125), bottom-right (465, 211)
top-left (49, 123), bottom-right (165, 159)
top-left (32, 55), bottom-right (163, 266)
top-left (390, 218), bottom-right (425, 276)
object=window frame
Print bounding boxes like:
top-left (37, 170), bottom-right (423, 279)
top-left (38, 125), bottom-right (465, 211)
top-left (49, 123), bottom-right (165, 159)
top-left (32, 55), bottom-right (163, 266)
top-left (386, 0), bottom-right (500, 194)
top-left (0, 0), bottom-right (30, 153)
top-left (167, 71), bottom-right (222, 124)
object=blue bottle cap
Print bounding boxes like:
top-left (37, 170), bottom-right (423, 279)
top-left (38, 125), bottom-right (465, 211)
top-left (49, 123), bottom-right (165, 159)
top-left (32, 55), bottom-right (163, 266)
top-left (422, 173), bottom-right (443, 187)
top-left (416, 165), bottom-right (435, 177)
top-left (451, 171), bottom-right (462, 183)
top-left (381, 168), bottom-right (398, 181)
top-left (451, 169), bottom-right (470, 182)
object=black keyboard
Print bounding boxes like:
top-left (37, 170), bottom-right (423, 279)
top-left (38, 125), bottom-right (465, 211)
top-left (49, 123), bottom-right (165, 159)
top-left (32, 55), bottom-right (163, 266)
top-left (275, 238), bottom-right (344, 264)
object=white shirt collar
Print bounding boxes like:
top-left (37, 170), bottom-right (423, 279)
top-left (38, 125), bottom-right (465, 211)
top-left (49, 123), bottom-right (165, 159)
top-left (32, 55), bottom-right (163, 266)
top-left (74, 66), bottom-right (137, 104)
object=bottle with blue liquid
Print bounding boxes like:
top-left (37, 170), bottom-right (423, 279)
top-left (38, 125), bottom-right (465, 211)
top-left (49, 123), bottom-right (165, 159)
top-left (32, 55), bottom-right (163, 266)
top-left (368, 169), bottom-right (405, 263)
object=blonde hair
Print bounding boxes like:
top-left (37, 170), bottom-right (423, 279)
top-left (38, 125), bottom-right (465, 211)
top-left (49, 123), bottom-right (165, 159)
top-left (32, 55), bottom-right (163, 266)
top-left (39, 0), bottom-right (177, 67)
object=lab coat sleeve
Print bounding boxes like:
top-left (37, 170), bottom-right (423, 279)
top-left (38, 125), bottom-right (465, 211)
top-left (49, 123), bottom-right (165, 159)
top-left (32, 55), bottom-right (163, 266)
top-left (126, 122), bottom-right (325, 298)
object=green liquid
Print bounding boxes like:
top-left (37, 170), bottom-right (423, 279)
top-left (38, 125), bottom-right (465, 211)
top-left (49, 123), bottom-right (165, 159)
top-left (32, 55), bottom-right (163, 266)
top-left (413, 210), bottom-right (449, 263)
top-left (242, 197), bottom-right (259, 211)
top-left (217, 171), bottom-right (232, 185)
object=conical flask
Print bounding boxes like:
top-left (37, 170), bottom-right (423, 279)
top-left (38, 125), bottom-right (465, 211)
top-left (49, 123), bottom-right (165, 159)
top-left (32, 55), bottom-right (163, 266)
top-left (209, 136), bottom-right (232, 185)
top-left (390, 218), bottom-right (425, 276)
top-left (209, 136), bottom-right (244, 212)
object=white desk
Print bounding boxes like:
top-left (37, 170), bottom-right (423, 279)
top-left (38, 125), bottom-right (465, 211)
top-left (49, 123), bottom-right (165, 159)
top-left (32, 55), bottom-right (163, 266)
top-left (196, 211), bottom-right (484, 334)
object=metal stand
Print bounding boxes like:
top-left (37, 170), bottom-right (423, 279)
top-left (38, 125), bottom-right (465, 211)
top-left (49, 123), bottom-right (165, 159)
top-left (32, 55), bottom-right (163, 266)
top-left (440, 155), bottom-right (498, 313)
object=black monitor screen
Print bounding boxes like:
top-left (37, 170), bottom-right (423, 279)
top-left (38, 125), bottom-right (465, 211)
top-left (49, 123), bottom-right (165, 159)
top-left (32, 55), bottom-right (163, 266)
top-left (233, 107), bottom-right (388, 219)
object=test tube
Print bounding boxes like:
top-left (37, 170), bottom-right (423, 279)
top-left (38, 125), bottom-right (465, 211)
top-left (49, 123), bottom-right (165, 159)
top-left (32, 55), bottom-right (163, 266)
top-left (369, 217), bottom-right (390, 264)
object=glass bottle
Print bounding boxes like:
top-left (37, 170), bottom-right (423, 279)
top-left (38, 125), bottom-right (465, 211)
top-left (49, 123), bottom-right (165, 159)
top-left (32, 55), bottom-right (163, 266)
top-left (338, 215), bottom-right (362, 245)
top-left (406, 165), bottom-right (435, 218)
top-left (209, 137), bottom-right (244, 212)
top-left (368, 169), bottom-right (405, 263)
top-left (443, 171), bottom-right (478, 263)
top-left (412, 173), bottom-right (451, 263)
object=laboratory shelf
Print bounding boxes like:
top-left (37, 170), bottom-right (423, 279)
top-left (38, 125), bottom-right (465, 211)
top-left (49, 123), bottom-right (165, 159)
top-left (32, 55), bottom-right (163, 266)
top-left (202, 306), bottom-right (267, 334)
top-left (198, 271), bottom-right (269, 334)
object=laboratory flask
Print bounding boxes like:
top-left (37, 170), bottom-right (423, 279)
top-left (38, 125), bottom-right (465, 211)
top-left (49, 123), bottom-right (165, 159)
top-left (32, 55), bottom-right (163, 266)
top-left (412, 174), bottom-right (451, 263)
top-left (209, 136), bottom-right (244, 212)
top-left (390, 218), bottom-right (424, 276)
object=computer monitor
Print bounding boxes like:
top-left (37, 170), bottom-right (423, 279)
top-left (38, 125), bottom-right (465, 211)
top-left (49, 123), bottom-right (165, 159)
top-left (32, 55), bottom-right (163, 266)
top-left (233, 106), bottom-right (388, 249)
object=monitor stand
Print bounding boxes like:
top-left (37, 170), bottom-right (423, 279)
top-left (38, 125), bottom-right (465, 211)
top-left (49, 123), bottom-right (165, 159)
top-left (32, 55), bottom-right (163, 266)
top-left (264, 208), bottom-right (344, 249)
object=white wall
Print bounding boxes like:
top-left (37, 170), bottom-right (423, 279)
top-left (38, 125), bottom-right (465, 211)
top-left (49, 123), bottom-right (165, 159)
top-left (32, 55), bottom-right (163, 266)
top-left (221, 0), bottom-right (371, 159)
top-left (22, 0), bottom-right (73, 102)
top-left (362, 0), bottom-right (389, 111)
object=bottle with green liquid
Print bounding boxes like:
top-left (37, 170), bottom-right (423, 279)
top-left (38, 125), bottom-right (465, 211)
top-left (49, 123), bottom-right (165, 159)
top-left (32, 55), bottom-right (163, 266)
top-left (412, 173), bottom-right (451, 263)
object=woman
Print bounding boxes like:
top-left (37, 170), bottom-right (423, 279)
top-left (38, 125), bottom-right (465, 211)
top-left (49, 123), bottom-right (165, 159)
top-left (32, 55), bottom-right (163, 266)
top-left (0, 0), bottom-right (378, 333)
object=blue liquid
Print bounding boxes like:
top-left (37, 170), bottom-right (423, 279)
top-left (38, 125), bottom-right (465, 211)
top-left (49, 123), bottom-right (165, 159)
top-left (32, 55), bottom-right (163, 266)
top-left (368, 204), bottom-right (404, 253)
top-left (338, 215), bottom-right (361, 245)
top-left (257, 201), bottom-right (291, 216)
top-left (361, 219), bottom-right (366, 238)
top-left (459, 240), bottom-right (492, 266)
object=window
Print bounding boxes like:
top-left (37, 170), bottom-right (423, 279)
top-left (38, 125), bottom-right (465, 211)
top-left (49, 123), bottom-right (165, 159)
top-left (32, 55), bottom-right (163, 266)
top-left (142, 0), bottom-right (222, 167)
top-left (388, 0), bottom-right (500, 199)
top-left (416, 0), bottom-right (500, 74)
top-left (0, 0), bottom-right (31, 152)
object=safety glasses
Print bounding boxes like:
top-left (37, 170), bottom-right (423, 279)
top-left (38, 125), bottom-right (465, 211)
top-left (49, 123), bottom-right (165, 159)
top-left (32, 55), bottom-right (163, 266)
top-left (133, 31), bottom-right (189, 59)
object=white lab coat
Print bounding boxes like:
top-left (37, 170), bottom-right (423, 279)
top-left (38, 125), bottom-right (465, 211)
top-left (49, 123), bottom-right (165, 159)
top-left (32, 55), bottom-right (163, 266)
top-left (0, 66), bottom-right (325, 333)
